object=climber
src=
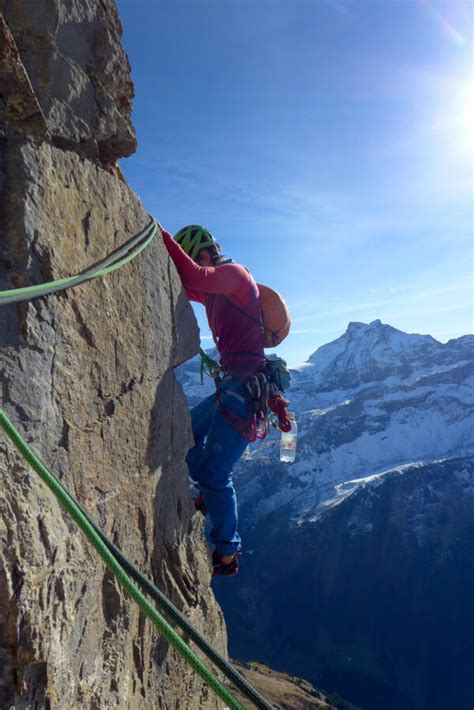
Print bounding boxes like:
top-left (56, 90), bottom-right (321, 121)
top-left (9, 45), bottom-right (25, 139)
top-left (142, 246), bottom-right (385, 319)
top-left (160, 224), bottom-right (265, 577)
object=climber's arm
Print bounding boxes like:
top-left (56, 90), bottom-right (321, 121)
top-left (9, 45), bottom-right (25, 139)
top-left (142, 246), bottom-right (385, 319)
top-left (161, 228), bottom-right (251, 304)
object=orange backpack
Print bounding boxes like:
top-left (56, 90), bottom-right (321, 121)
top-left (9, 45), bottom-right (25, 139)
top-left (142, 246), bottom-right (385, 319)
top-left (257, 283), bottom-right (291, 348)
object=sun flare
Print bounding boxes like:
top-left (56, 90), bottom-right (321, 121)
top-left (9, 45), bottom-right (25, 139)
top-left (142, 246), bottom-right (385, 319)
top-left (428, 76), bottom-right (474, 161)
top-left (453, 81), bottom-right (474, 152)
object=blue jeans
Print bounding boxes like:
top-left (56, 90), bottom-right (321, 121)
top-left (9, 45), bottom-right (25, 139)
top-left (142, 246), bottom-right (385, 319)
top-left (186, 376), bottom-right (249, 557)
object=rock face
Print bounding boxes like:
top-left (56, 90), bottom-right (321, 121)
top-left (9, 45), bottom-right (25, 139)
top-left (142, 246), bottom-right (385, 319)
top-left (230, 661), bottom-right (361, 710)
top-left (0, 3), bottom-right (227, 708)
top-left (0, 0), bottom-right (136, 162)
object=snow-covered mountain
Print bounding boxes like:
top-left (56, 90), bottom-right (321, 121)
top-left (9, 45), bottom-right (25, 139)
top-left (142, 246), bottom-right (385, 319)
top-left (235, 319), bottom-right (474, 525)
top-left (176, 320), bottom-right (474, 710)
top-left (177, 320), bottom-right (473, 525)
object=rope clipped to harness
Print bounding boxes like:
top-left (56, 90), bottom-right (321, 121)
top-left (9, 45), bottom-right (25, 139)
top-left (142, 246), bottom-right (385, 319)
top-left (199, 348), bottom-right (222, 384)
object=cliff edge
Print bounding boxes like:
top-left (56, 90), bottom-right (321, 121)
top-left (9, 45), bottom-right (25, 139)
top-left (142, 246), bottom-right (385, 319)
top-left (0, 1), bottom-right (227, 707)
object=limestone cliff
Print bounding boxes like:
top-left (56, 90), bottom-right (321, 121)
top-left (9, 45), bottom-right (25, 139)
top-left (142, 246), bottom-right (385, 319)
top-left (0, 2), bottom-right (227, 708)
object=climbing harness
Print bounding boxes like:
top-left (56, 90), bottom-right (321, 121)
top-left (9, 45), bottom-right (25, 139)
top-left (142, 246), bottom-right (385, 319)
top-left (199, 348), bottom-right (292, 442)
top-left (0, 410), bottom-right (274, 710)
top-left (0, 217), bottom-right (157, 305)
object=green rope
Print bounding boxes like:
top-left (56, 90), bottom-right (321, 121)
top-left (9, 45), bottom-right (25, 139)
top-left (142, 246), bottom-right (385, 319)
top-left (0, 409), bottom-right (246, 710)
top-left (63, 498), bottom-right (272, 708)
top-left (73, 502), bottom-right (274, 709)
top-left (0, 409), bottom-right (273, 708)
top-left (0, 217), bottom-right (157, 306)
top-left (199, 347), bottom-right (221, 384)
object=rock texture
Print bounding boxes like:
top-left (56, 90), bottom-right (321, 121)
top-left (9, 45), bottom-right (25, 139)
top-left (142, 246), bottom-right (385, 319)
top-left (0, 3), bottom-right (227, 709)
top-left (231, 661), bottom-right (361, 710)
top-left (0, 0), bottom-right (136, 164)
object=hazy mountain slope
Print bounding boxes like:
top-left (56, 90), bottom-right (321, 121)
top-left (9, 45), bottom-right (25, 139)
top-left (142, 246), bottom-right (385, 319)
top-left (219, 457), bottom-right (474, 710)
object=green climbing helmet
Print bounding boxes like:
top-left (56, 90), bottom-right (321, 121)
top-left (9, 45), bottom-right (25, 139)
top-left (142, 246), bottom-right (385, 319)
top-left (174, 225), bottom-right (217, 260)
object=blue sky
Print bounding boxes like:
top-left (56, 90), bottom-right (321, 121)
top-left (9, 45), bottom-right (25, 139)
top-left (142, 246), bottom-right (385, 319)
top-left (116, 0), bottom-right (473, 367)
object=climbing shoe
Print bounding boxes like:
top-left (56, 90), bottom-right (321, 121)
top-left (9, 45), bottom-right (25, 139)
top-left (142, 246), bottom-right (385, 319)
top-left (212, 549), bottom-right (240, 577)
top-left (194, 493), bottom-right (208, 516)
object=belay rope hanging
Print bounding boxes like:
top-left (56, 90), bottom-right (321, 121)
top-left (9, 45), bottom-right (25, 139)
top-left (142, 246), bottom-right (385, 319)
top-left (0, 411), bottom-right (272, 710)
top-left (0, 218), bottom-right (274, 710)
top-left (0, 217), bottom-right (157, 305)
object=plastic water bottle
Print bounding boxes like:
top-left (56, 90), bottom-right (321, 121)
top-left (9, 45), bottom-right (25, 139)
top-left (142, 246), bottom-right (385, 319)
top-left (280, 413), bottom-right (297, 463)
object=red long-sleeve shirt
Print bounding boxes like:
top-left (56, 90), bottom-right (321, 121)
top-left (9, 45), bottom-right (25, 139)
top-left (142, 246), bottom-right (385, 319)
top-left (162, 229), bottom-right (265, 375)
